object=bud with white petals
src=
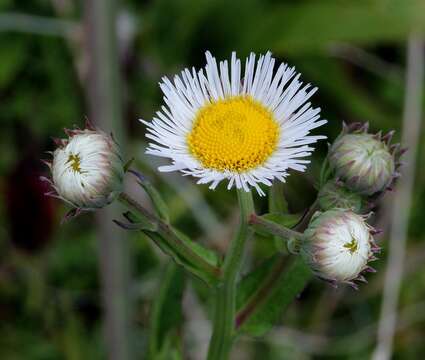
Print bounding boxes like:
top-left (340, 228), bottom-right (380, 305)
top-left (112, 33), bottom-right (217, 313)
top-left (43, 126), bottom-right (124, 212)
top-left (300, 209), bottom-right (377, 287)
top-left (328, 123), bottom-right (398, 196)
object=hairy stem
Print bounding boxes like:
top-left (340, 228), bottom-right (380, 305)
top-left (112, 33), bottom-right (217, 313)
top-left (207, 190), bottom-right (254, 360)
top-left (249, 213), bottom-right (305, 241)
top-left (295, 199), bottom-right (320, 232)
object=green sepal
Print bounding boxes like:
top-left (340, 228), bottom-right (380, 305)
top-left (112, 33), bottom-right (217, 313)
top-left (236, 256), bottom-right (312, 336)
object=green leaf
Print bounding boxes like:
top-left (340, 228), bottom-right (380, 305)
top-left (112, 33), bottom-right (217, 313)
top-left (130, 170), bottom-right (170, 223)
top-left (146, 230), bottom-right (220, 286)
top-left (173, 229), bottom-right (220, 268)
top-left (236, 256), bottom-right (312, 336)
top-left (119, 200), bottom-right (220, 286)
top-left (149, 263), bottom-right (185, 358)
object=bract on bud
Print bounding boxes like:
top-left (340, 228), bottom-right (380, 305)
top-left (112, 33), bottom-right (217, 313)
top-left (318, 181), bottom-right (362, 212)
top-left (329, 123), bottom-right (398, 196)
top-left (301, 209), bottom-right (378, 288)
top-left (43, 126), bottom-right (124, 213)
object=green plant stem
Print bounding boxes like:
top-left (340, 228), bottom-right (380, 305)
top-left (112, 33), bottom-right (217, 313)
top-left (295, 199), bottom-right (320, 232)
top-left (207, 189), bottom-right (254, 360)
top-left (118, 192), bottom-right (221, 281)
top-left (249, 213), bottom-right (305, 241)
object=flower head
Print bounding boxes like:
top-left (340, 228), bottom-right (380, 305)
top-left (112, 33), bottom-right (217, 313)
top-left (301, 209), bottom-right (378, 287)
top-left (43, 126), bottom-right (124, 213)
top-left (329, 123), bottom-right (401, 196)
top-left (143, 51), bottom-right (327, 195)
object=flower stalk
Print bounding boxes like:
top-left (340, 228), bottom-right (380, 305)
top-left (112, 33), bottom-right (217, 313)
top-left (118, 192), bottom-right (221, 284)
top-left (207, 189), bottom-right (254, 360)
top-left (249, 213), bottom-right (305, 243)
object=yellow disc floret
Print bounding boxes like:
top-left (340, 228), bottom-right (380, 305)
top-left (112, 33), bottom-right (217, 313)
top-left (187, 96), bottom-right (279, 172)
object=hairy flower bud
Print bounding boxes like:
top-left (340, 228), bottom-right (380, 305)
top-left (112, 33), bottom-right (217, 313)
top-left (318, 181), bottom-right (362, 212)
top-left (329, 125), bottom-right (396, 196)
top-left (43, 127), bottom-right (124, 212)
top-left (301, 210), bottom-right (378, 287)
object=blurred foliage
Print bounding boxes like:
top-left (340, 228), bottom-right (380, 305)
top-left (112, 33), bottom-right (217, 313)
top-left (1, 0), bottom-right (425, 359)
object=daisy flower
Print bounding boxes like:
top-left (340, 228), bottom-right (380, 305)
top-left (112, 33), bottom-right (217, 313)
top-left (142, 51), bottom-right (327, 195)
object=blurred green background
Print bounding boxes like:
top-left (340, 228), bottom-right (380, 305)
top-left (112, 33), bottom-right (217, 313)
top-left (1, 0), bottom-right (425, 359)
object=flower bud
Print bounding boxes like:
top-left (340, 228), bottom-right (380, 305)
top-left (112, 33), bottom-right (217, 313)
top-left (44, 127), bottom-right (124, 211)
top-left (301, 209), bottom-right (377, 287)
top-left (318, 181), bottom-right (362, 212)
top-left (329, 126), bottom-right (396, 196)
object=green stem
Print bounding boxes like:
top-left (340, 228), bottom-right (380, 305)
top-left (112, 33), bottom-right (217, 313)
top-left (118, 192), bottom-right (221, 281)
top-left (249, 214), bottom-right (305, 241)
top-left (295, 199), bottom-right (320, 232)
top-left (268, 180), bottom-right (288, 213)
top-left (207, 189), bottom-right (254, 360)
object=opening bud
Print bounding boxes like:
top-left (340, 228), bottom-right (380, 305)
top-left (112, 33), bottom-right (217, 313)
top-left (44, 127), bottom-right (124, 211)
top-left (301, 209), bottom-right (376, 287)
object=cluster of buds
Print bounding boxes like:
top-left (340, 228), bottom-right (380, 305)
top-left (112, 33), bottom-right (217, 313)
top-left (41, 124), bottom-right (125, 218)
top-left (300, 209), bottom-right (380, 289)
top-left (302, 122), bottom-right (405, 287)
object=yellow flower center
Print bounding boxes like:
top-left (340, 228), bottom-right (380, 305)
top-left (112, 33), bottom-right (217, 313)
top-left (67, 153), bottom-right (82, 173)
top-left (187, 96), bottom-right (279, 172)
top-left (344, 237), bottom-right (359, 254)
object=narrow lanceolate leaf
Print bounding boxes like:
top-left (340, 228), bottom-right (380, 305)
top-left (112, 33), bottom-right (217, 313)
top-left (236, 256), bottom-right (312, 336)
top-left (143, 230), bottom-right (220, 287)
top-left (149, 263), bottom-right (185, 358)
top-left (119, 196), bottom-right (221, 286)
top-left (129, 169), bottom-right (170, 223)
